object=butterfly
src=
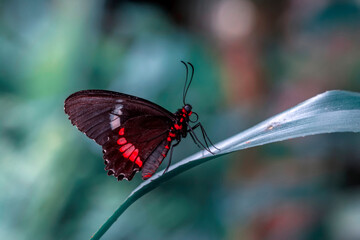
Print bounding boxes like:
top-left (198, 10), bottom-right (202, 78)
top-left (64, 62), bottom-right (217, 181)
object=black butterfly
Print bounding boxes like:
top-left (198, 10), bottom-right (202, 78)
top-left (64, 62), bottom-right (217, 181)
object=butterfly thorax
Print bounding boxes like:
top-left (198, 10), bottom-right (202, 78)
top-left (169, 105), bottom-right (192, 140)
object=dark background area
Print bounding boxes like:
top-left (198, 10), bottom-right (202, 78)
top-left (1, 0), bottom-right (360, 239)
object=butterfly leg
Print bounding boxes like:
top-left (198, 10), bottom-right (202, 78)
top-left (188, 130), bottom-right (203, 149)
top-left (187, 123), bottom-right (214, 154)
top-left (197, 123), bottom-right (220, 151)
top-left (163, 140), bottom-right (180, 174)
top-left (188, 123), bottom-right (219, 153)
top-left (190, 123), bottom-right (212, 151)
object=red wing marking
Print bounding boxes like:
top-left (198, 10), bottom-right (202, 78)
top-left (189, 111), bottom-right (192, 116)
top-left (135, 157), bottom-right (143, 167)
top-left (165, 145), bottom-right (169, 149)
top-left (167, 137), bottom-right (171, 141)
top-left (169, 132), bottom-right (176, 137)
top-left (120, 143), bottom-right (132, 152)
top-left (129, 149), bottom-right (139, 161)
top-left (180, 118), bottom-right (183, 123)
top-left (182, 108), bottom-right (186, 113)
top-left (115, 127), bottom-right (143, 167)
top-left (123, 145), bottom-right (135, 158)
top-left (161, 153), bottom-right (166, 157)
top-left (117, 137), bottom-right (127, 145)
top-left (144, 174), bottom-right (152, 178)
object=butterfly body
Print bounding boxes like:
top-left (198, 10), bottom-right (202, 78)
top-left (65, 90), bottom-right (194, 181)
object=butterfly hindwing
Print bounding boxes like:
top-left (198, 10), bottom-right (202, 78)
top-left (103, 115), bottom-right (170, 180)
top-left (142, 139), bottom-right (170, 179)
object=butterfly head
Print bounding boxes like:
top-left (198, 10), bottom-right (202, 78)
top-left (182, 103), bottom-right (198, 123)
top-left (183, 104), bottom-right (192, 113)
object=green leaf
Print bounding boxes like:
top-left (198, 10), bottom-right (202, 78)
top-left (91, 90), bottom-right (360, 239)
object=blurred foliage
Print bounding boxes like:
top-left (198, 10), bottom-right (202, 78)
top-left (0, 0), bottom-right (360, 239)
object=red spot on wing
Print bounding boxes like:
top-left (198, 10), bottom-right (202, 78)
top-left (182, 108), bottom-right (186, 113)
top-left (135, 157), bottom-right (143, 167)
top-left (129, 149), bottom-right (139, 161)
top-left (117, 137), bottom-right (127, 145)
top-left (169, 132), bottom-right (176, 137)
top-left (119, 143), bottom-right (132, 152)
top-left (189, 111), bottom-right (192, 116)
top-left (123, 145), bottom-right (135, 158)
top-left (165, 145), bottom-right (169, 149)
top-left (174, 124), bottom-right (182, 130)
top-left (119, 128), bottom-right (125, 135)
top-left (167, 137), bottom-right (171, 142)
top-left (180, 118), bottom-right (184, 123)
top-left (144, 174), bottom-right (152, 178)
top-left (162, 153), bottom-right (166, 157)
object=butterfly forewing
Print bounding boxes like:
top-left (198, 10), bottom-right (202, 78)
top-left (64, 90), bottom-right (175, 180)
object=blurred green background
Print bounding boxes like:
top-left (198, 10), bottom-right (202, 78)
top-left (1, 0), bottom-right (360, 239)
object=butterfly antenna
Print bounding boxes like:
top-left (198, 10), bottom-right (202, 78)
top-left (184, 62), bottom-right (194, 104)
top-left (181, 61), bottom-right (189, 105)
